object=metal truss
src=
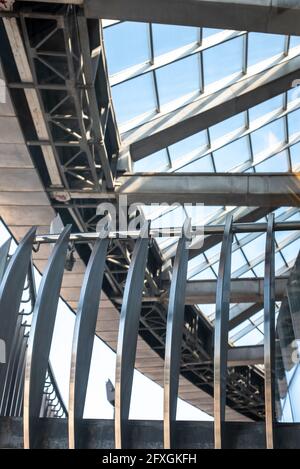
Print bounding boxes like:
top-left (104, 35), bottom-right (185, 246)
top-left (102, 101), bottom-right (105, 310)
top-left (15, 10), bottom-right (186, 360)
top-left (9, 5), bottom-right (120, 193)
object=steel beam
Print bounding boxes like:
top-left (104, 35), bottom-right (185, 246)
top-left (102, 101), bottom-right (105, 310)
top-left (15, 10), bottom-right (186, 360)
top-left (76, 14), bottom-right (115, 190)
top-left (83, 0), bottom-right (300, 36)
top-left (164, 219), bottom-right (190, 449)
top-left (264, 214), bottom-right (276, 450)
top-left (68, 235), bottom-right (109, 449)
top-left (3, 17), bottom-right (63, 187)
top-left (23, 226), bottom-right (71, 449)
top-left (114, 222), bottom-right (150, 449)
top-left (214, 215), bottom-right (233, 450)
top-left (113, 277), bottom-right (286, 305)
top-left (185, 277), bottom-right (287, 305)
top-left (125, 55), bottom-right (300, 161)
top-left (227, 345), bottom-right (264, 367)
top-left (114, 173), bottom-right (300, 206)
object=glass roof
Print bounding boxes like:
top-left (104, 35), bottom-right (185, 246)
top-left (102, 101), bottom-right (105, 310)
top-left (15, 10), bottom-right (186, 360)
top-left (102, 21), bottom-right (300, 348)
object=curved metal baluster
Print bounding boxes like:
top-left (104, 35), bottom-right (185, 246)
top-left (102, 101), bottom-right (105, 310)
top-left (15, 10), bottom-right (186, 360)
top-left (10, 330), bottom-right (27, 417)
top-left (0, 315), bottom-right (22, 415)
top-left (264, 213), bottom-right (275, 449)
top-left (163, 218), bottom-right (191, 449)
top-left (0, 238), bottom-right (11, 283)
top-left (115, 222), bottom-right (150, 449)
top-left (214, 214), bottom-right (233, 449)
top-left (23, 225), bottom-right (71, 449)
top-left (68, 234), bottom-right (110, 449)
top-left (15, 340), bottom-right (27, 417)
top-left (0, 228), bottom-right (36, 404)
top-left (2, 320), bottom-right (24, 416)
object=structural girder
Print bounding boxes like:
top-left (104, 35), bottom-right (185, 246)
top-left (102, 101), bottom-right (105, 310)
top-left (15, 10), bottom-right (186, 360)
top-left (113, 173), bottom-right (300, 206)
top-left (81, 0), bottom-right (300, 36)
top-left (184, 277), bottom-right (287, 305)
top-left (124, 55), bottom-right (300, 161)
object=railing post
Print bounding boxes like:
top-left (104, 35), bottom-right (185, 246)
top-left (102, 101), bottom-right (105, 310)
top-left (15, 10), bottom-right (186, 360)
top-left (264, 213), bottom-right (276, 449)
top-left (115, 222), bottom-right (150, 449)
top-left (164, 218), bottom-right (191, 449)
top-left (214, 214), bottom-right (233, 449)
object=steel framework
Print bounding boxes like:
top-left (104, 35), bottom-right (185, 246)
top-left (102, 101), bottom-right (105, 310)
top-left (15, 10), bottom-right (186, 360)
top-left (0, 0), bottom-right (300, 450)
top-left (0, 219), bottom-right (298, 448)
top-left (0, 3), bottom-right (272, 426)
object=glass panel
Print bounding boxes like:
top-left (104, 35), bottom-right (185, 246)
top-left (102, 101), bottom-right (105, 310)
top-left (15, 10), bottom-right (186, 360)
top-left (281, 239), bottom-right (300, 264)
top-left (169, 131), bottom-right (207, 164)
top-left (202, 28), bottom-right (224, 39)
top-left (289, 367), bottom-right (300, 421)
top-left (213, 137), bottom-right (250, 172)
top-left (239, 270), bottom-right (256, 278)
top-left (255, 151), bottom-right (289, 172)
top-left (249, 95), bottom-right (283, 123)
top-left (204, 243), bottom-right (221, 261)
top-left (152, 24), bottom-right (198, 56)
top-left (198, 304), bottom-right (216, 318)
top-left (253, 261), bottom-right (265, 276)
top-left (288, 86), bottom-right (300, 106)
top-left (151, 206), bottom-right (186, 228)
top-left (111, 73), bottom-right (156, 125)
top-left (290, 36), bottom-right (300, 51)
top-left (290, 142), bottom-right (300, 170)
top-left (275, 252), bottom-right (287, 272)
top-left (231, 249), bottom-right (247, 276)
top-left (104, 22), bottom-right (150, 75)
top-left (176, 155), bottom-right (214, 172)
top-left (203, 36), bottom-right (243, 87)
top-left (288, 108), bottom-right (300, 137)
top-left (190, 267), bottom-right (216, 280)
top-left (234, 328), bottom-right (264, 346)
top-left (248, 33), bottom-right (285, 67)
top-left (134, 149), bottom-right (169, 172)
top-left (280, 393), bottom-right (293, 423)
top-left (156, 55), bottom-right (200, 106)
top-left (188, 253), bottom-right (206, 273)
top-left (251, 119), bottom-right (285, 157)
top-left (209, 112), bottom-right (246, 143)
top-left (242, 235), bottom-right (266, 260)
